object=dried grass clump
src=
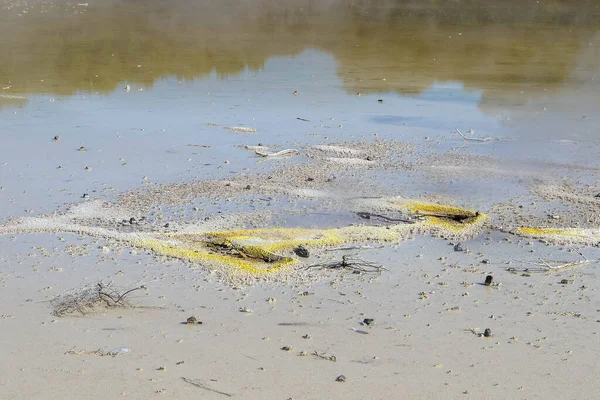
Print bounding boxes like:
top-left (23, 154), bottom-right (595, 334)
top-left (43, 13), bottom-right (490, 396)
top-left (51, 281), bottom-right (141, 317)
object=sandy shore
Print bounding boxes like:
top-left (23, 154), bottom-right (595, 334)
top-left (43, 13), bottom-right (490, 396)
top-left (0, 138), bottom-right (599, 399)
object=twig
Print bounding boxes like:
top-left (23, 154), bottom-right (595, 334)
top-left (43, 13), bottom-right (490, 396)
top-left (255, 149), bottom-right (299, 158)
top-left (308, 255), bottom-right (387, 274)
top-left (356, 211), bottom-right (420, 224)
top-left (454, 128), bottom-right (502, 142)
top-left (511, 252), bottom-right (597, 273)
top-left (311, 351), bottom-right (337, 362)
top-left (181, 377), bottom-right (233, 397)
top-left (296, 117), bottom-right (310, 122)
top-left (324, 245), bottom-right (385, 252)
top-left (187, 144), bottom-right (212, 148)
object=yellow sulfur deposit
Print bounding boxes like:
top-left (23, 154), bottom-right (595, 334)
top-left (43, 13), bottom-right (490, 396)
top-left (134, 201), bottom-right (486, 276)
top-left (136, 238), bottom-right (296, 275)
top-left (516, 227), bottom-right (590, 239)
top-left (391, 200), bottom-right (488, 231)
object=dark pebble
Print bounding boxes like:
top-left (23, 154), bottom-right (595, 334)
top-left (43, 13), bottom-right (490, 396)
top-left (483, 328), bottom-right (493, 337)
top-left (363, 318), bottom-right (375, 326)
top-left (454, 243), bottom-right (464, 252)
top-left (484, 275), bottom-right (493, 286)
top-left (294, 245), bottom-right (309, 258)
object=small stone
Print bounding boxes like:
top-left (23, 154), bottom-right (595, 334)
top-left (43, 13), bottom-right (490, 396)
top-left (53, 135), bottom-right (60, 141)
top-left (482, 259), bottom-right (490, 264)
top-left (281, 345), bottom-right (293, 351)
top-left (484, 275), bottom-right (493, 286)
top-left (84, 166), bottom-right (92, 172)
top-left (363, 318), bottom-right (375, 326)
top-left (559, 279), bottom-right (571, 285)
top-left (483, 328), bottom-right (493, 337)
top-left (293, 91), bottom-right (298, 96)
top-left (129, 217), bottom-right (136, 224)
top-left (306, 177), bottom-right (314, 182)
top-left (377, 99), bottom-right (383, 103)
top-left (454, 243), bottom-right (465, 252)
top-left (186, 316), bottom-right (201, 325)
top-left (294, 245), bottom-right (309, 258)
top-left (78, 146), bottom-right (86, 151)
top-left (82, 193), bottom-right (89, 199)
top-left (245, 185), bottom-right (251, 190)
top-left (302, 334), bottom-right (311, 339)
top-left (156, 366), bottom-right (166, 371)
top-left (366, 155), bottom-right (374, 161)
top-left (336, 375), bottom-right (346, 382)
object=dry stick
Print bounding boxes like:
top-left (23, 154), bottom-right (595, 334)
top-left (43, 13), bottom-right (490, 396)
top-left (324, 245), bottom-right (385, 252)
top-left (296, 117), bottom-right (310, 122)
top-left (454, 128), bottom-right (502, 142)
top-left (312, 351), bottom-right (337, 362)
top-left (181, 377), bottom-right (233, 397)
top-left (356, 211), bottom-right (419, 224)
top-left (513, 251), bottom-right (597, 273)
top-left (187, 144), bottom-right (212, 148)
top-left (308, 255), bottom-right (387, 274)
top-left (254, 149), bottom-right (299, 158)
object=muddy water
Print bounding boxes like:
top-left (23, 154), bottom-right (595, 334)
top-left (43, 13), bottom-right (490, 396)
top-left (0, 0), bottom-right (599, 219)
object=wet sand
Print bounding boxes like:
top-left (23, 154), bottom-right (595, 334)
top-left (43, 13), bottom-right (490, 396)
top-left (1, 1), bottom-right (599, 399)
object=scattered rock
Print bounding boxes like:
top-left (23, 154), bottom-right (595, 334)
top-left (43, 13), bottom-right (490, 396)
top-left (482, 259), bottom-right (490, 264)
top-left (363, 318), bottom-right (375, 326)
top-left (52, 135), bottom-right (60, 141)
top-left (186, 316), bottom-right (202, 325)
top-left (239, 307), bottom-right (254, 314)
top-left (377, 99), bottom-right (383, 103)
top-left (281, 345), bottom-right (293, 351)
top-left (454, 243), bottom-right (465, 252)
top-left (336, 375), bottom-right (347, 382)
top-left (483, 328), bottom-right (493, 338)
top-left (484, 275), bottom-right (493, 286)
top-left (294, 245), bottom-right (310, 258)
top-left (559, 279), bottom-right (573, 285)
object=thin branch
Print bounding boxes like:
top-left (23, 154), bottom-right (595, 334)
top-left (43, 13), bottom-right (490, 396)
top-left (181, 377), bottom-right (233, 397)
top-left (454, 128), bottom-right (503, 142)
top-left (356, 212), bottom-right (420, 224)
